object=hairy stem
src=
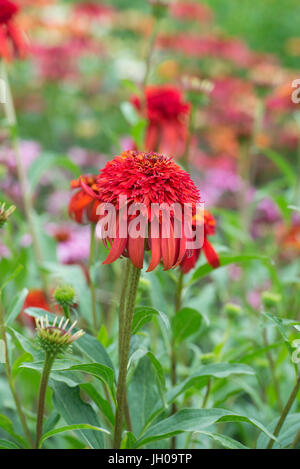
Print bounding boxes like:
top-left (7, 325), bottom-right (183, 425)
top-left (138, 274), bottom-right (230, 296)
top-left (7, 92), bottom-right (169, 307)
top-left (35, 353), bottom-right (55, 449)
top-left (89, 224), bottom-right (98, 332)
top-left (113, 262), bottom-right (141, 449)
top-left (171, 270), bottom-right (184, 449)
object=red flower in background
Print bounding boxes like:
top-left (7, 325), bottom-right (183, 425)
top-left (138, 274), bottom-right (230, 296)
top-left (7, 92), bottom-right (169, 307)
top-left (0, 0), bottom-right (27, 61)
top-left (69, 175), bottom-right (101, 224)
top-left (133, 86), bottom-right (190, 157)
top-left (180, 210), bottom-right (219, 273)
top-left (18, 289), bottom-right (50, 328)
top-left (170, 1), bottom-right (213, 23)
top-left (81, 150), bottom-right (200, 271)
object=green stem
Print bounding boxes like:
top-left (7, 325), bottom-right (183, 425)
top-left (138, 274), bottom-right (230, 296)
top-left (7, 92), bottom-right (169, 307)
top-left (142, 19), bottom-right (160, 93)
top-left (171, 270), bottom-right (184, 449)
top-left (0, 61), bottom-right (48, 294)
top-left (35, 353), bottom-right (55, 449)
top-left (266, 375), bottom-right (300, 449)
top-left (113, 262), bottom-right (141, 449)
top-left (89, 224), bottom-right (98, 332)
top-left (0, 293), bottom-right (34, 447)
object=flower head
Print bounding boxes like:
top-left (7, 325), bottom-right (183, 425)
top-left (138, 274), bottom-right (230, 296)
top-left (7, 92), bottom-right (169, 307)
top-left (53, 285), bottom-right (76, 310)
top-left (133, 86), bottom-right (190, 157)
top-left (81, 150), bottom-right (200, 271)
top-left (0, 0), bottom-right (27, 61)
top-left (180, 210), bottom-right (219, 273)
top-left (69, 175), bottom-right (101, 224)
top-left (36, 315), bottom-right (84, 357)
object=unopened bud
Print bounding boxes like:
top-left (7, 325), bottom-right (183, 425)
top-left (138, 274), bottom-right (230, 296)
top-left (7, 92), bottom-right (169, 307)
top-left (262, 291), bottom-right (281, 308)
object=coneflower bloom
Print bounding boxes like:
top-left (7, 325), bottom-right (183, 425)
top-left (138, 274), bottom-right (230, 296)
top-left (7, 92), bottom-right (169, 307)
top-left (132, 86), bottom-right (190, 157)
top-left (36, 315), bottom-right (84, 356)
top-left (0, 0), bottom-right (27, 61)
top-left (69, 175), bottom-right (101, 224)
top-left (81, 150), bottom-right (202, 271)
top-left (180, 210), bottom-right (220, 273)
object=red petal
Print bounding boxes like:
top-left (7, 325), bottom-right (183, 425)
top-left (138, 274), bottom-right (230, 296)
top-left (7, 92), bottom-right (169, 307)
top-left (161, 224), bottom-right (176, 270)
top-left (103, 236), bottom-right (127, 265)
top-left (203, 238), bottom-right (220, 268)
top-left (127, 235), bottom-right (144, 270)
top-left (147, 236), bottom-right (161, 272)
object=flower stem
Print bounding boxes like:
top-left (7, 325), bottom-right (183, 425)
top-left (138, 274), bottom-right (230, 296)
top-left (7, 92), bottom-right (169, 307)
top-left (113, 262), bottom-right (141, 449)
top-left (0, 61), bottom-right (49, 294)
top-left (35, 352), bottom-right (55, 449)
top-left (266, 375), bottom-right (300, 449)
top-left (171, 270), bottom-right (184, 449)
top-left (0, 293), bottom-right (34, 448)
top-left (89, 224), bottom-right (98, 332)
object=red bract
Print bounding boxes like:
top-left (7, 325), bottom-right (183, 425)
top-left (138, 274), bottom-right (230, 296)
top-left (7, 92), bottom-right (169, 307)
top-left (81, 150), bottom-right (200, 271)
top-left (180, 210), bottom-right (220, 274)
top-left (69, 175), bottom-right (101, 224)
top-left (0, 0), bottom-right (27, 61)
top-left (133, 86), bottom-right (190, 157)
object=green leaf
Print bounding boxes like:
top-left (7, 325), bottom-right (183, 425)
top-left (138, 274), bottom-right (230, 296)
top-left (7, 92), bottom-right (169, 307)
top-left (132, 307), bottom-right (160, 335)
top-left (171, 308), bottom-right (202, 343)
top-left (262, 148), bottom-right (296, 186)
top-left (39, 424), bottom-right (110, 448)
top-left (262, 312), bottom-right (293, 354)
top-left (0, 439), bottom-right (20, 449)
top-left (167, 363), bottom-right (255, 403)
top-left (51, 382), bottom-right (106, 449)
top-left (135, 408), bottom-right (275, 448)
top-left (65, 363), bottom-right (115, 401)
top-left (81, 383), bottom-right (114, 426)
top-left (28, 153), bottom-right (80, 190)
top-left (5, 288), bottom-right (28, 324)
top-left (188, 254), bottom-right (271, 285)
top-left (257, 414), bottom-right (300, 449)
top-left (0, 414), bottom-right (28, 448)
top-left (128, 355), bottom-right (163, 437)
top-left (195, 431), bottom-right (249, 449)
top-left (0, 265), bottom-right (23, 291)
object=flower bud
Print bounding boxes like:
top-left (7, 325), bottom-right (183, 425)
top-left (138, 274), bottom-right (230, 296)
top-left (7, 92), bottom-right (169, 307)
top-left (53, 285), bottom-right (76, 309)
top-left (224, 302), bottom-right (242, 317)
top-left (36, 315), bottom-right (84, 357)
top-left (148, 0), bottom-right (169, 19)
top-left (262, 291), bottom-right (281, 309)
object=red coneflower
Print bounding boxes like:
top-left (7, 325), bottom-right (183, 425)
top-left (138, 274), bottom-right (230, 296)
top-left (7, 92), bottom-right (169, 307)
top-left (69, 175), bottom-right (101, 224)
top-left (18, 289), bottom-right (50, 328)
top-left (0, 0), bottom-right (27, 61)
top-left (180, 210), bottom-right (220, 273)
top-left (81, 150), bottom-right (201, 271)
top-left (133, 86), bottom-right (190, 157)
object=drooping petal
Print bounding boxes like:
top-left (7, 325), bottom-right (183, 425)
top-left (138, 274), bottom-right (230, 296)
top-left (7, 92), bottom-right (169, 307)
top-left (103, 236), bottom-right (127, 265)
top-left (147, 236), bottom-right (161, 272)
top-left (127, 235), bottom-right (144, 269)
top-left (203, 238), bottom-right (220, 268)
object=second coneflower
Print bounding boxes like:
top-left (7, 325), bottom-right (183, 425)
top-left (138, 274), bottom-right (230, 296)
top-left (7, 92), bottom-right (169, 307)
top-left (180, 210), bottom-right (220, 273)
top-left (69, 175), bottom-right (101, 224)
